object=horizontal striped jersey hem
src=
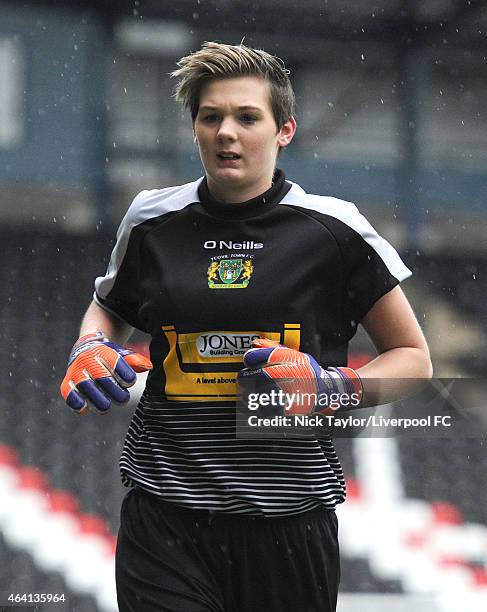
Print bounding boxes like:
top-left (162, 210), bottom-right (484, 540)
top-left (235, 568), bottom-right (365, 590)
top-left (120, 393), bottom-right (346, 517)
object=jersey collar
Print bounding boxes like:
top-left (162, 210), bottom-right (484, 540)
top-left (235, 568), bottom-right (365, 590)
top-left (197, 169), bottom-right (292, 220)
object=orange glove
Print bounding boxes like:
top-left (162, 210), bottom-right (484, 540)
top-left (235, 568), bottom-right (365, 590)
top-left (238, 338), bottom-right (362, 415)
top-left (60, 331), bottom-right (152, 415)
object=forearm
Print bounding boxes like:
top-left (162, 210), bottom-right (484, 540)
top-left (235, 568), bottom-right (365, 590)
top-left (79, 300), bottom-right (134, 345)
top-left (356, 346), bottom-right (433, 407)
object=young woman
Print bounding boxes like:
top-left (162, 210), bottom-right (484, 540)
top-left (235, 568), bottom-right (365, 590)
top-left (61, 42), bottom-right (432, 612)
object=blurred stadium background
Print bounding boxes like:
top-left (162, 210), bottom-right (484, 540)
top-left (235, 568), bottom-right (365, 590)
top-left (0, 0), bottom-right (486, 610)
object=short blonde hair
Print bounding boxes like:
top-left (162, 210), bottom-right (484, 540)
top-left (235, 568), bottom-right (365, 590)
top-left (171, 41), bottom-right (296, 128)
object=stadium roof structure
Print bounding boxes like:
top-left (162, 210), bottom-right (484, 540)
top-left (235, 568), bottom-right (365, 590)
top-left (26, 0), bottom-right (487, 52)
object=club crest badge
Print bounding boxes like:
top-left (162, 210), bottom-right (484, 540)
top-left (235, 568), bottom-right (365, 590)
top-left (208, 258), bottom-right (253, 289)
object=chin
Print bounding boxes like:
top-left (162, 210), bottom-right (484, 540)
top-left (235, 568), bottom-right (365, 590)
top-left (211, 168), bottom-right (245, 184)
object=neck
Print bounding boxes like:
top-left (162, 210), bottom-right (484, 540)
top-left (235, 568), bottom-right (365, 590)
top-left (206, 177), bottom-right (273, 203)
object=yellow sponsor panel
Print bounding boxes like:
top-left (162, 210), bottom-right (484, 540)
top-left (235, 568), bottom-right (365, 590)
top-left (177, 330), bottom-right (266, 364)
top-left (161, 324), bottom-right (301, 401)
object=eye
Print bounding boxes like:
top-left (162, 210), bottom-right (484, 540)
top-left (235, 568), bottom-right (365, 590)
top-left (201, 114), bottom-right (219, 123)
top-left (241, 114), bottom-right (257, 124)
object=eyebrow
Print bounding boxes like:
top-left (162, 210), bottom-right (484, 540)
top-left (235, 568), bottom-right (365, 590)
top-left (198, 105), bottom-right (263, 112)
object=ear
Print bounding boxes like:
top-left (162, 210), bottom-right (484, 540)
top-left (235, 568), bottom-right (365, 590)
top-left (277, 116), bottom-right (297, 148)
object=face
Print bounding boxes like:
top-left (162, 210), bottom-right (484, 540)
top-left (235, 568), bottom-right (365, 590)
top-left (193, 76), bottom-right (296, 203)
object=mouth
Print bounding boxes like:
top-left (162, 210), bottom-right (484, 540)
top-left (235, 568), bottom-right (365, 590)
top-left (217, 153), bottom-right (241, 160)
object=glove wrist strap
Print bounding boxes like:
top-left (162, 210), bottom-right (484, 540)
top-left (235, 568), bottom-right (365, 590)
top-left (71, 330), bottom-right (108, 354)
top-left (325, 366), bottom-right (363, 407)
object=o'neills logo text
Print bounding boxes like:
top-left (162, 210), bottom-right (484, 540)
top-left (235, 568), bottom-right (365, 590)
top-left (197, 333), bottom-right (260, 357)
top-left (204, 240), bottom-right (263, 250)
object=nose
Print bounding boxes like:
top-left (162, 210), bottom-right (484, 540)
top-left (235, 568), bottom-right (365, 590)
top-left (216, 117), bottom-right (237, 142)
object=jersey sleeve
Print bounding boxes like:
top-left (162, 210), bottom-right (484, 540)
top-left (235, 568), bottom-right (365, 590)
top-left (93, 191), bottom-right (148, 331)
top-left (340, 204), bottom-right (411, 327)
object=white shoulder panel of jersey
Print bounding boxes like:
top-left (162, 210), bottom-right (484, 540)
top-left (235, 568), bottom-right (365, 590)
top-left (281, 182), bottom-right (411, 282)
top-left (128, 178), bottom-right (203, 226)
top-left (95, 179), bottom-right (203, 301)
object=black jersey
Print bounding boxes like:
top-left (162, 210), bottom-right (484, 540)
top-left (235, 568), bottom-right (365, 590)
top-left (94, 170), bottom-right (411, 515)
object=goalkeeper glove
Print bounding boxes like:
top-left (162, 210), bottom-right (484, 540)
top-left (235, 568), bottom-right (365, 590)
top-left (238, 339), bottom-right (362, 415)
top-left (60, 330), bottom-right (152, 415)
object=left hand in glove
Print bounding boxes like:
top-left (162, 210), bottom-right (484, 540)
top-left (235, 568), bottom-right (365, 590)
top-left (237, 338), bottom-right (362, 415)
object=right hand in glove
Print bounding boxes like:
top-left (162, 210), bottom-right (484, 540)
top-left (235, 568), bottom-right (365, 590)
top-left (60, 330), bottom-right (152, 415)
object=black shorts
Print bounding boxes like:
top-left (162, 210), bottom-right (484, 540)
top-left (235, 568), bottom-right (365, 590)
top-left (116, 488), bottom-right (340, 612)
